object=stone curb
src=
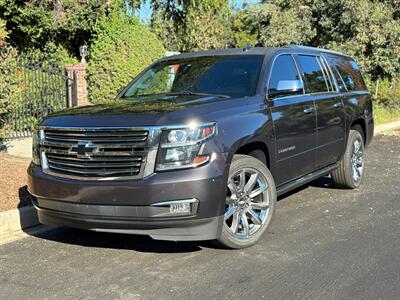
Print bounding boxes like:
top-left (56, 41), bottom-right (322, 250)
top-left (0, 206), bottom-right (39, 242)
top-left (374, 120), bottom-right (400, 135)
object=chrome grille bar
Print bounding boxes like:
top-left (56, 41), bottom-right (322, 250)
top-left (39, 126), bottom-right (162, 180)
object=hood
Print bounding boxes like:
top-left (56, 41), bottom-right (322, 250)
top-left (40, 94), bottom-right (242, 127)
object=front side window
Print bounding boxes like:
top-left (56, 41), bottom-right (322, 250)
top-left (268, 54), bottom-right (301, 93)
top-left (295, 55), bottom-right (329, 94)
top-left (326, 55), bottom-right (366, 91)
top-left (121, 55), bottom-right (264, 99)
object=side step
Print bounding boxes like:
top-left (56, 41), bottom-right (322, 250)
top-left (276, 163), bottom-right (338, 196)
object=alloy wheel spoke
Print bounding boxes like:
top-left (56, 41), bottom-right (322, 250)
top-left (353, 166), bottom-right (359, 181)
top-left (224, 205), bottom-right (236, 220)
top-left (238, 170), bottom-right (246, 192)
top-left (354, 140), bottom-right (361, 154)
top-left (249, 182), bottom-right (268, 199)
top-left (240, 213), bottom-right (249, 237)
top-left (250, 201), bottom-right (269, 210)
top-left (248, 209), bottom-right (262, 225)
top-left (231, 211), bottom-right (239, 233)
top-left (227, 181), bottom-right (238, 198)
top-left (226, 196), bottom-right (236, 205)
top-left (244, 173), bottom-right (258, 194)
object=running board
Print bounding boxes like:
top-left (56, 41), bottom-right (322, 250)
top-left (276, 163), bottom-right (338, 196)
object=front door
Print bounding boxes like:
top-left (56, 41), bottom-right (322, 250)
top-left (267, 54), bottom-right (317, 185)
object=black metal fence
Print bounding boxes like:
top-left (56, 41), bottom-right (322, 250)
top-left (9, 61), bottom-right (76, 138)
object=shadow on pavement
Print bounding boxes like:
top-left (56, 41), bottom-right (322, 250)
top-left (23, 176), bottom-right (337, 253)
top-left (27, 226), bottom-right (224, 253)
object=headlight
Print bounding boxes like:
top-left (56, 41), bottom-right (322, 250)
top-left (32, 129), bottom-right (43, 165)
top-left (156, 123), bottom-right (216, 171)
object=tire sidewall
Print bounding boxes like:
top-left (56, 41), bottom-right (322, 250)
top-left (345, 129), bottom-right (365, 188)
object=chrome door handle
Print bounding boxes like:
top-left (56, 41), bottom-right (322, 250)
top-left (333, 102), bottom-right (344, 109)
top-left (303, 107), bottom-right (315, 114)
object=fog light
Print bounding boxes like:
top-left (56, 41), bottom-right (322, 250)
top-left (151, 198), bottom-right (199, 216)
top-left (170, 202), bottom-right (191, 214)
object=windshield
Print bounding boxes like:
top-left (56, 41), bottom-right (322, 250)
top-left (121, 55), bottom-right (264, 99)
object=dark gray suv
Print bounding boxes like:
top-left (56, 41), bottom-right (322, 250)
top-left (28, 46), bottom-right (374, 248)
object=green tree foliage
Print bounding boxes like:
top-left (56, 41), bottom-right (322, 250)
top-left (240, 1), bottom-right (315, 47)
top-left (231, 9), bottom-right (258, 48)
top-left (0, 18), bottom-right (18, 140)
top-left (150, 0), bottom-right (233, 51)
top-left (87, 8), bottom-right (165, 103)
top-left (238, 0), bottom-right (400, 82)
top-left (0, 0), bottom-right (124, 63)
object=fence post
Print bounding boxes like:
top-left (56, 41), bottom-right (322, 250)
top-left (65, 63), bottom-right (88, 107)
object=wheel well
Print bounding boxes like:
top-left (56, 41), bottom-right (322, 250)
top-left (235, 142), bottom-right (270, 168)
top-left (351, 118), bottom-right (366, 143)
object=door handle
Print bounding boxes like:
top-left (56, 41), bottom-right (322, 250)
top-left (333, 102), bottom-right (344, 109)
top-left (303, 107), bottom-right (315, 114)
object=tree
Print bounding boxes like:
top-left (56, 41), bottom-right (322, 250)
top-left (0, 0), bottom-right (123, 63)
top-left (149, 0), bottom-right (233, 51)
top-left (240, 1), bottom-right (315, 47)
top-left (87, 8), bottom-right (165, 103)
top-left (0, 18), bottom-right (18, 140)
top-left (239, 0), bottom-right (400, 81)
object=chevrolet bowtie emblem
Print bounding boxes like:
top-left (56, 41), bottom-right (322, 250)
top-left (70, 141), bottom-right (99, 158)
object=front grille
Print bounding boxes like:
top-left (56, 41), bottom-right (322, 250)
top-left (40, 127), bottom-right (152, 179)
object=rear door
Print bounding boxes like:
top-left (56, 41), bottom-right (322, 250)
top-left (267, 54), bottom-right (317, 185)
top-left (294, 54), bottom-right (346, 168)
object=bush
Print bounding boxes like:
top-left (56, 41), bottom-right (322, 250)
top-left (87, 10), bottom-right (165, 103)
top-left (0, 19), bottom-right (18, 141)
top-left (373, 79), bottom-right (400, 110)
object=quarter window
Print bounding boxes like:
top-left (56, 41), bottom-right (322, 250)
top-left (326, 55), bottom-right (366, 91)
top-left (268, 55), bottom-right (301, 93)
top-left (295, 55), bottom-right (329, 94)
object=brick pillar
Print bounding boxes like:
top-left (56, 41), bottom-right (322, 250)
top-left (65, 63), bottom-right (89, 107)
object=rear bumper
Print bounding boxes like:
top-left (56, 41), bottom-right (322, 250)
top-left (28, 152), bottom-right (229, 241)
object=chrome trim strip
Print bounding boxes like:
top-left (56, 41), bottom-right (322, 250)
top-left (150, 198), bottom-right (199, 216)
top-left (150, 198), bottom-right (199, 207)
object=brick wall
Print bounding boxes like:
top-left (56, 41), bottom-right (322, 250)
top-left (65, 63), bottom-right (89, 107)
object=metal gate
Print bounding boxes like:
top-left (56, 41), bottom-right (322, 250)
top-left (9, 61), bottom-right (77, 138)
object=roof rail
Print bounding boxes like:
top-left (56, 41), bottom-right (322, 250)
top-left (284, 45), bottom-right (350, 57)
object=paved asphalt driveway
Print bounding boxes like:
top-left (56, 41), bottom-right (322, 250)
top-left (1, 134), bottom-right (399, 300)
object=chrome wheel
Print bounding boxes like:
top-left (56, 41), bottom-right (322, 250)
top-left (224, 168), bottom-right (270, 239)
top-left (351, 137), bottom-right (364, 183)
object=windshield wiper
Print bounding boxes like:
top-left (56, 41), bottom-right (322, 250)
top-left (166, 91), bottom-right (230, 98)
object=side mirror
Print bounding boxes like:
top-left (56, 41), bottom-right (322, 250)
top-left (268, 80), bottom-right (304, 98)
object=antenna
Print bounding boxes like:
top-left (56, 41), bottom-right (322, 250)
top-left (243, 43), bottom-right (252, 52)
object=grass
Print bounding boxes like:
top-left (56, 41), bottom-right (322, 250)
top-left (373, 103), bottom-right (400, 125)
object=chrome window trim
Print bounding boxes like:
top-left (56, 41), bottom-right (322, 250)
top-left (265, 53), bottom-right (306, 99)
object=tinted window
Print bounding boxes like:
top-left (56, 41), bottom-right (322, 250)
top-left (295, 55), bottom-right (329, 93)
top-left (326, 55), bottom-right (366, 91)
top-left (268, 55), bottom-right (301, 93)
top-left (122, 55), bottom-right (264, 99)
top-left (329, 62), bottom-right (347, 92)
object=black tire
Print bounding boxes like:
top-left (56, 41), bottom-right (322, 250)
top-left (331, 125), bottom-right (365, 189)
top-left (216, 154), bottom-right (277, 249)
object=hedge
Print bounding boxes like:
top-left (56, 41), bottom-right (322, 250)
top-left (87, 10), bottom-right (165, 103)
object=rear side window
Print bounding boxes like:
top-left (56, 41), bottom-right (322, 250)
top-left (268, 55), bottom-right (301, 92)
top-left (294, 55), bottom-right (329, 94)
top-left (326, 55), bottom-right (366, 91)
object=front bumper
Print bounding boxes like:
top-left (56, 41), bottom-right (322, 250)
top-left (28, 153), bottom-right (228, 241)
